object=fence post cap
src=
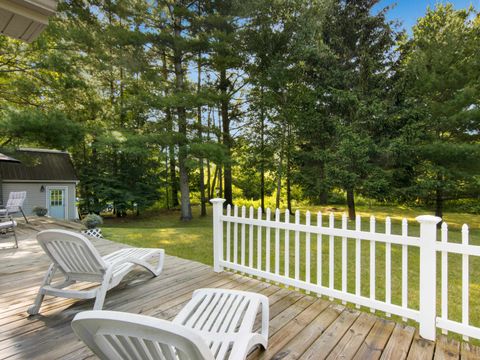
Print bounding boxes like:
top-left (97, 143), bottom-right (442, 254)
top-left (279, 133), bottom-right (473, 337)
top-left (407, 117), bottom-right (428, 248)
top-left (415, 215), bottom-right (442, 224)
top-left (210, 198), bottom-right (226, 204)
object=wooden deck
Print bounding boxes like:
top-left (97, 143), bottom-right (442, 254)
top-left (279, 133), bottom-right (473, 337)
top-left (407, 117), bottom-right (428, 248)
top-left (1, 218), bottom-right (479, 360)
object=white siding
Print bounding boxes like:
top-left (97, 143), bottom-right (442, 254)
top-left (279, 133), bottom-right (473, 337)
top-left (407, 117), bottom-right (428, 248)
top-left (2, 182), bottom-right (77, 220)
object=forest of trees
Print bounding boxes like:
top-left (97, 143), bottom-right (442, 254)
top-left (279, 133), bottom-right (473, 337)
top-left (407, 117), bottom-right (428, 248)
top-left (0, 0), bottom-right (479, 220)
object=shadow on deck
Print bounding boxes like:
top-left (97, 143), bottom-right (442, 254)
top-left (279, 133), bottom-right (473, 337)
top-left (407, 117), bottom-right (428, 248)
top-left (0, 218), bottom-right (478, 359)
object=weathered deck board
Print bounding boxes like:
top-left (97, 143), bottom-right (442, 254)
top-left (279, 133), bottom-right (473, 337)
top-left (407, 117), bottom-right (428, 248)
top-left (326, 312), bottom-right (377, 360)
top-left (0, 218), bottom-right (479, 360)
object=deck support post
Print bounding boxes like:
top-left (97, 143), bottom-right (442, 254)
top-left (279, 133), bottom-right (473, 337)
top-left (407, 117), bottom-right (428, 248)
top-left (416, 215), bottom-right (442, 341)
top-left (211, 198), bottom-right (226, 273)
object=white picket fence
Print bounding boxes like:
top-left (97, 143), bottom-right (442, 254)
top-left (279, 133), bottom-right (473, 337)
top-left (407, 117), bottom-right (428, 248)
top-left (210, 198), bottom-right (480, 341)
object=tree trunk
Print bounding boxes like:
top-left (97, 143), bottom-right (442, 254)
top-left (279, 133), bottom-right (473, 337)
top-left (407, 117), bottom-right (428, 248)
top-left (435, 188), bottom-right (443, 219)
top-left (319, 160), bottom-right (328, 204)
top-left (286, 124), bottom-right (292, 213)
top-left (166, 96), bottom-right (179, 208)
top-left (197, 52), bottom-right (206, 216)
top-left (206, 107), bottom-right (212, 201)
top-left (178, 110), bottom-right (192, 221)
top-left (275, 148), bottom-right (284, 210)
top-left (320, 190), bottom-right (328, 205)
top-left (435, 171), bottom-right (444, 228)
top-left (346, 188), bottom-right (356, 220)
top-left (219, 165), bottom-right (223, 198)
top-left (220, 68), bottom-right (233, 206)
top-left (210, 165), bottom-right (218, 199)
top-left (275, 125), bottom-right (286, 210)
top-left (172, 8), bottom-right (192, 221)
top-left (260, 106), bottom-right (265, 212)
top-left (164, 152), bottom-right (170, 208)
top-left (162, 51), bottom-right (179, 207)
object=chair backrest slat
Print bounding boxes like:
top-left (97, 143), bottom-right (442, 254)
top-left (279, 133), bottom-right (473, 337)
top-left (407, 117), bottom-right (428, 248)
top-left (72, 311), bottom-right (215, 360)
top-left (37, 230), bottom-right (107, 279)
top-left (6, 191), bottom-right (26, 212)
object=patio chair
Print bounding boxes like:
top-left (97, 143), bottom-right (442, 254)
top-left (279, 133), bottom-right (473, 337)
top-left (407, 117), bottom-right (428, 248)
top-left (27, 229), bottom-right (165, 315)
top-left (0, 217), bottom-right (18, 249)
top-left (72, 288), bottom-right (269, 360)
top-left (0, 191), bottom-right (28, 223)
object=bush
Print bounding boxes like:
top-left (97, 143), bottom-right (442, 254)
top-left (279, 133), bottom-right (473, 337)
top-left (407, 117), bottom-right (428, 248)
top-left (82, 213), bottom-right (103, 229)
top-left (32, 206), bottom-right (48, 216)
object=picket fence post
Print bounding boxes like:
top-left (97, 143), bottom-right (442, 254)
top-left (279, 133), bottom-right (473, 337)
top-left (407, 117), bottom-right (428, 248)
top-left (211, 198), bottom-right (226, 273)
top-left (416, 215), bottom-right (442, 341)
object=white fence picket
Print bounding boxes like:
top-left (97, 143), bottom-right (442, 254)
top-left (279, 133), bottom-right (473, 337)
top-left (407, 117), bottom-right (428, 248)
top-left (317, 212), bottom-right (322, 296)
top-left (462, 224), bottom-right (469, 341)
top-left (249, 206), bottom-right (254, 268)
top-left (241, 206), bottom-right (246, 267)
top-left (355, 215), bottom-right (361, 309)
top-left (370, 215), bottom-right (376, 313)
top-left (275, 208), bottom-right (280, 277)
top-left (341, 213), bottom-right (347, 305)
top-left (266, 208), bottom-right (271, 274)
top-left (295, 210), bottom-right (300, 289)
top-left (226, 204), bottom-right (231, 263)
top-left (329, 212), bottom-right (334, 300)
top-left (285, 209), bottom-right (290, 279)
top-left (305, 211), bottom-right (311, 294)
top-left (257, 207), bottom-right (262, 272)
top-left (385, 217), bottom-right (391, 317)
top-left (402, 218), bottom-right (408, 322)
top-left (441, 222), bottom-right (448, 334)
top-left (233, 205), bottom-right (238, 264)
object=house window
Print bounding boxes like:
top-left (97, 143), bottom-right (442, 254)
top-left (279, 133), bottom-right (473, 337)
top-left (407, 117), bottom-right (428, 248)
top-left (50, 189), bottom-right (63, 206)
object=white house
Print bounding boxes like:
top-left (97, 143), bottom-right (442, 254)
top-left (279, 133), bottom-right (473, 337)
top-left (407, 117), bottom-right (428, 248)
top-left (0, 148), bottom-right (78, 220)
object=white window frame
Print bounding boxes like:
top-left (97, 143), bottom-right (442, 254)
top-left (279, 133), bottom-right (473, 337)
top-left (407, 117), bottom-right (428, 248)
top-left (45, 185), bottom-right (68, 219)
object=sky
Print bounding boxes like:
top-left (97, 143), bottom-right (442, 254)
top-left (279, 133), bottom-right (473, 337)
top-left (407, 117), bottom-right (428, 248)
top-left (374, 0), bottom-right (479, 33)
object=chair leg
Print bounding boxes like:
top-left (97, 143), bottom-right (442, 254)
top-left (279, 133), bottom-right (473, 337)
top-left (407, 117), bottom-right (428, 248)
top-left (154, 251), bottom-right (165, 276)
top-left (20, 207), bottom-right (28, 223)
top-left (12, 225), bottom-right (18, 249)
top-left (93, 280), bottom-right (110, 310)
top-left (259, 297), bottom-right (269, 344)
top-left (28, 264), bottom-right (57, 315)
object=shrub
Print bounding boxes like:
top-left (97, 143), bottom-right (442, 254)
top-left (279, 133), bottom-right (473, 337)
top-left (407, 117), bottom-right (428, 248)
top-left (32, 206), bottom-right (47, 216)
top-left (82, 213), bottom-right (103, 229)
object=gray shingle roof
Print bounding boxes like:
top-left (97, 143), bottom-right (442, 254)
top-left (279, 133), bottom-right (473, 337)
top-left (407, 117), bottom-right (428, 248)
top-left (0, 148), bottom-right (77, 181)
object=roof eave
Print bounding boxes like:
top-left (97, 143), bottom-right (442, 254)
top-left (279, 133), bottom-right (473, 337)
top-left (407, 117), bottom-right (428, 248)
top-left (0, 0), bottom-right (58, 43)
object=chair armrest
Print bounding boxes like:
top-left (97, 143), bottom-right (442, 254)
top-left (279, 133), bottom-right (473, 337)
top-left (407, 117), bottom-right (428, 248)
top-left (108, 257), bottom-right (151, 269)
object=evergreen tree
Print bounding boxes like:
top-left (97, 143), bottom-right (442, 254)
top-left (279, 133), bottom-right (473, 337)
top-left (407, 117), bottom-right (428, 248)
top-left (320, 0), bottom-right (398, 219)
top-left (397, 4), bottom-right (480, 218)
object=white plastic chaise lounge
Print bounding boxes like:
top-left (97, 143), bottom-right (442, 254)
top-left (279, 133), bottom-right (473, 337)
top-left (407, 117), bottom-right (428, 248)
top-left (27, 229), bottom-right (164, 315)
top-left (0, 216), bottom-right (18, 248)
top-left (0, 191), bottom-right (28, 223)
top-left (72, 288), bottom-right (269, 360)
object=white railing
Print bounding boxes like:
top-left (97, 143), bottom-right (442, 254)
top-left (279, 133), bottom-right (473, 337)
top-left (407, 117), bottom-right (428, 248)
top-left (211, 198), bottom-right (480, 341)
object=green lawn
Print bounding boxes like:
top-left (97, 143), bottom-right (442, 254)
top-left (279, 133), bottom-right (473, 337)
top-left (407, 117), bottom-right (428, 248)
top-left (102, 203), bottom-right (480, 340)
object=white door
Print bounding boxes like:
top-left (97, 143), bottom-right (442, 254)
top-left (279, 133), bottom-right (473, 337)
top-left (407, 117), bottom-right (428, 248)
top-left (48, 188), bottom-right (66, 219)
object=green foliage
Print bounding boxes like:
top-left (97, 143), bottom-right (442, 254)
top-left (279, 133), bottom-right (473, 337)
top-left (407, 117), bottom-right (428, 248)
top-left (82, 213), bottom-right (103, 229)
top-left (0, 0), bottom-right (478, 220)
top-left (396, 3), bottom-right (480, 215)
top-left (0, 109), bottom-right (84, 149)
top-left (32, 206), bottom-right (48, 217)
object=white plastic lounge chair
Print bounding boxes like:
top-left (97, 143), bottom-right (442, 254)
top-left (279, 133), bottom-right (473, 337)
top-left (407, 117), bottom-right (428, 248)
top-left (27, 229), bottom-right (164, 315)
top-left (72, 288), bottom-right (269, 360)
top-left (0, 191), bottom-right (28, 223)
top-left (0, 217), bottom-right (17, 249)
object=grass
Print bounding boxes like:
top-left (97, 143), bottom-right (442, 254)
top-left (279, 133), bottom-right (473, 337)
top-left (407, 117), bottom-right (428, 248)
top-left (102, 203), bottom-right (480, 341)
